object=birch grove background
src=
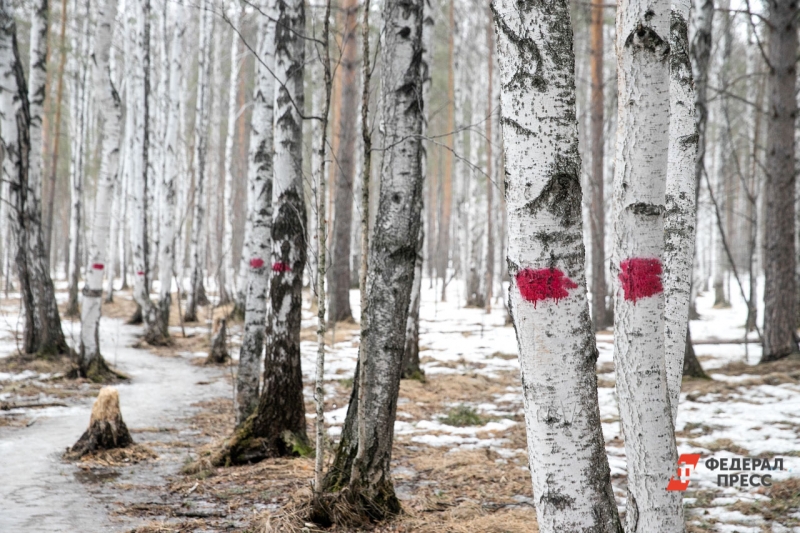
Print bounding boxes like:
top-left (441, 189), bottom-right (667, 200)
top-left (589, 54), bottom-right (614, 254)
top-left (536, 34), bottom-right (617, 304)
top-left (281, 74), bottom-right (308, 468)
top-left (0, 0), bottom-right (799, 531)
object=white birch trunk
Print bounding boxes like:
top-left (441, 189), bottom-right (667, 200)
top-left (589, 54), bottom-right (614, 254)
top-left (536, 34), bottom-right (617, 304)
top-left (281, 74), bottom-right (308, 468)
top-left (222, 2), bottom-right (240, 303)
top-left (185, 0), bottom-right (213, 322)
top-left (28, 0), bottom-right (47, 211)
top-left (664, 0), bottom-right (697, 421)
top-left (67, 0), bottom-right (92, 315)
top-left (130, 0), bottom-right (164, 342)
top-left (612, 0), bottom-right (684, 528)
top-left (208, 23), bottom-right (223, 301)
top-left (492, 1), bottom-right (621, 530)
top-left (79, 0), bottom-right (123, 377)
top-left (157, 0), bottom-right (184, 328)
top-left (235, 6), bottom-right (276, 424)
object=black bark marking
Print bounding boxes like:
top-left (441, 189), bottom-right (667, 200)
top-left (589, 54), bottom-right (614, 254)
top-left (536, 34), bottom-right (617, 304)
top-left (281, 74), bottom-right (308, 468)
top-left (521, 154), bottom-right (582, 227)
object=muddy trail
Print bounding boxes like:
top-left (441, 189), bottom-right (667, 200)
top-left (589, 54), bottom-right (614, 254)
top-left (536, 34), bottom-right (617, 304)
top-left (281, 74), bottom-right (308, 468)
top-left (0, 318), bottom-right (231, 532)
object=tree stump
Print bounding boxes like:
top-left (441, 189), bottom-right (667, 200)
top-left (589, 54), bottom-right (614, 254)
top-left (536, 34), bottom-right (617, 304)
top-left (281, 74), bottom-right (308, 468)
top-left (205, 318), bottom-right (229, 365)
top-left (65, 387), bottom-right (133, 459)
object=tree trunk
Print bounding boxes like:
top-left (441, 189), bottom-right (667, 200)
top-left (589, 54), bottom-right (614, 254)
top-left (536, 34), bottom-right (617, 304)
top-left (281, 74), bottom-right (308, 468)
top-left (491, 1), bottom-right (621, 530)
top-left (235, 6), bottom-right (276, 425)
top-left (402, 9), bottom-right (434, 381)
top-left (224, 0), bottom-right (309, 462)
top-left (0, 0), bottom-right (37, 355)
top-left (663, 0), bottom-right (698, 421)
top-left (320, 0), bottom-right (424, 518)
top-left (689, 0), bottom-right (713, 319)
top-left (221, 3), bottom-right (241, 306)
top-left (438, 0), bottom-right (455, 301)
top-left (484, 9), bottom-right (494, 314)
top-left (130, 0), bottom-right (167, 345)
top-left (79, 0), bottom-right (123, 381)
top-left (589, 0), bottom-right (609, 330)
top-left (761, 0), bottom-right (798, 362)
top-left (44, 0), bottom-right (68, 261)
top-left (66, 0), bottom-right (91, 317)
top-left (402, 226), bottom-right (424, 380)
top-left (185, 0), bottom-right (213, 323)
top-left (157, 0), bottom-right (185, 332)
top-left (0, 0), bottom-right (68, 358)
top-left (327, 0), bottom-right (358, 324)
top-left (612, 0), bottom-right (684, 528)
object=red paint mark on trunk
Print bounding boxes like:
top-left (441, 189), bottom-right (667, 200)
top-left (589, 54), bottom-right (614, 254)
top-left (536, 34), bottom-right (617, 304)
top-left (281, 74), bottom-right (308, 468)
top-left (272, 262), bottom-right (291, 273)
top-left (250, 258), bottom-right (265, 269)
top-left (516, 268), bottom-right (578, 307)
top-left (618, 257), bottom-right (663, 302)
top-left (92, 263), bottom-right (105, 270)
top-left (136, 271), bottom-right (145, 276)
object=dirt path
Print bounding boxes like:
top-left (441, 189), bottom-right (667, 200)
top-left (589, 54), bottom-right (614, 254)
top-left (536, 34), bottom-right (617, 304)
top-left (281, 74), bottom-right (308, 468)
top-left (0, 318), bottom-right (229, 532)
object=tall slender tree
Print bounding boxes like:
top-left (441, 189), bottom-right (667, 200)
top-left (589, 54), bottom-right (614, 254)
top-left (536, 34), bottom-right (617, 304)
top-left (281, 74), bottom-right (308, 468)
top-left (235, 1), bottom-right (277, 424)
top-left (664, 0), bottom-right (698, 418)
top-left (130, 0), bottom-right (167, 344)
top-left (185, 0), bottom-right (213, 323)
top-left (319, 0), bottom-right (425, 519)
top-left (612, 0), bottom-right (684, 528)
top-left (761, 0), bottom-right (799, 362)
top-left (66, 0), bottom-right (92, 317)
top-left (157, 0), bottom-right (185, 333)
top-left (589, 0), bottom-right (609, 330)
top-left (0, 0), bottom-right (68, 357)
top-left (79, 0), bottom-right (123, 381)
top-left (491, 0), bottom-right (621, 530)
top-left (218, 0), bottom-right (308, 461)
top-left (327, 0), bottom-right (358, 324)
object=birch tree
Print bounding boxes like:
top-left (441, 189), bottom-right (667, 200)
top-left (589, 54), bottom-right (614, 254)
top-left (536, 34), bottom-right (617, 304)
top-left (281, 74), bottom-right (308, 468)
top-left (130, 0), bottom-right (168, 344)
top-left (218, 0), bottom-right (308, 461)
top-left (221, 1), bottom-right (241, 305)
top-left (235, 2), bottom-right (276, 424)
top-left (319, 0), bottom-right (425, 518)
top-left (491, 0), bottom-right (621, 530)
top-left (402, 9), bottom-right (434, 381)
top-left (761, 0), bottom-right (799, 362)
top-left (157, 0), bottom-right (185, 331)
top-left (79, 0), bottom-right (123, 381)
top-left (185, 0), bottom-right (213, 323)
top-left (612, 0), bottom-right (684, 528)
top-left (0, 0), bottom-right (68, 357)
top-left (663, 0), bottom-right (698, 419)
top-left (66, 0), bottom-right (92, 317)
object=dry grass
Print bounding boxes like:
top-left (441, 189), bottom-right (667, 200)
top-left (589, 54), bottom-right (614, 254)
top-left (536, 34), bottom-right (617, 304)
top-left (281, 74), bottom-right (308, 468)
top-left (75, 443), bottom-right (158, 467)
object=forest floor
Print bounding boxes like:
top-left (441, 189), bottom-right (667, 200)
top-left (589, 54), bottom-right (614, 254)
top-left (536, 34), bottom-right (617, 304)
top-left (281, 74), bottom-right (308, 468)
top-left (0, 278), bottom-right (799, 532)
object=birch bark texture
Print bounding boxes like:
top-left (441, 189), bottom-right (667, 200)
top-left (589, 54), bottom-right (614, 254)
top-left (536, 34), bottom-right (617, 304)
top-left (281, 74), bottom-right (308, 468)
top-left (0, 0), bottom-right (68, 357)
top-left (79, 0), bottom-right (123, 379)
top-left (221, 1), bottom-right (241, 305)
top-left (323, 0), bottom-right (425, 515)
top-left (185, 0), bottom-right (213, 323)
top-left (130, 0), bottom-right (165, 344)
top-left (761, 0), bottom-right (799, 362)
top-left (67, 0), bottom-right (92, 317)
top-left (0, 0), bottom-right (37, 354)
top-left (235, 3), bottom-right (276, 425)
top-left (663, 0), bottom-right (697, 420)
top-left (491, 1), bottom-right (621, 531)
top-left (157, 0), bottom-right (185, 330)
top-left (248, 0), bottom-right (308, 455)
top-left (612, 0), bottom-right (684, 529)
